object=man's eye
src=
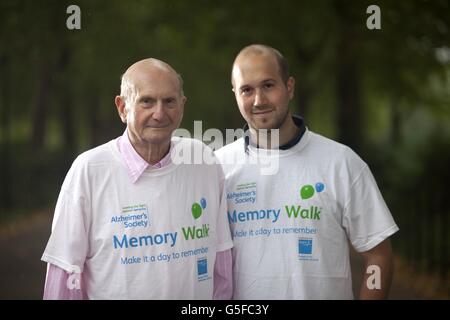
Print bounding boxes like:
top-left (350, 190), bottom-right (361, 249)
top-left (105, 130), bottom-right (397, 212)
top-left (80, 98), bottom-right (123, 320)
top-left (264, 83), bottom-right (274, 89)
top-left (142, 98), bottom-right (155, 105)
top-left (163, 98), bottom-right (177, 107)
top-left (241, 88), bottom-right (252, 95)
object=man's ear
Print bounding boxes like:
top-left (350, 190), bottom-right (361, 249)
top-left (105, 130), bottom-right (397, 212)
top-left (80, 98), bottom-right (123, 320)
top-left (287, 76), bottom-right (295, 100)
top-left (115, 96), bottom-right (127, 123)
top-left (180, 96), bottom-right (187, 117)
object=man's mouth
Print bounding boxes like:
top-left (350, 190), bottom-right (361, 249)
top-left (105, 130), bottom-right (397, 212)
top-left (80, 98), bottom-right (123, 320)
top-left (145, 124), bottom-right (170, 128)
top-left (252, 109), bottom-right (273, 115)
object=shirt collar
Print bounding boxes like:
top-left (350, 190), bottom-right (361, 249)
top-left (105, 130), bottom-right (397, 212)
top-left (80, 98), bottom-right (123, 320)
top-left (243, 115), bottom-right (306, 153)
top-left (117, 129), bottom-right (172, 184)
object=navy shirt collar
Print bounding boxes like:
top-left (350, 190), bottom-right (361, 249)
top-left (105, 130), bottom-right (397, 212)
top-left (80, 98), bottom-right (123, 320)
top-left (243, 115), bottom-right (306, 153)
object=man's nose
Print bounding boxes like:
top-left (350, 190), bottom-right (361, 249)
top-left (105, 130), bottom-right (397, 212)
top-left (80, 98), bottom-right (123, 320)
top-left (152, 102), bottom-right (166, 121)
top-left (254, 88), bottom-right (268, 106)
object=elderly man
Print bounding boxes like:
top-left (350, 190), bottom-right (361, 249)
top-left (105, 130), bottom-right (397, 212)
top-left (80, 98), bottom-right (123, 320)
top-left (42, 58), bottom-right (233, 299)
top-left (215, 44), bottom-right (399, 299)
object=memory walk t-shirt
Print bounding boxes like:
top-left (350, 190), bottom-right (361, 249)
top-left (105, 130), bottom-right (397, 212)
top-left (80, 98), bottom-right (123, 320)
top-left (42, 137), bottom-right (233, 299)
top-left (215, 129), bottom-right (399, 299)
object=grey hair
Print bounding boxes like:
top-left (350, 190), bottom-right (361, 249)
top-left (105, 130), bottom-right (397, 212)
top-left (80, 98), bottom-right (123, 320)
top-left (119, 74), bottom-right (138, 109)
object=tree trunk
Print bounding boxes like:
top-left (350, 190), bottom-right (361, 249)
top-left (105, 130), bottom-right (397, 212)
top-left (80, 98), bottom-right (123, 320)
top-left (31, 60), bottom-right (52, 149)
top-left (390, 96), bottom-right (401, 146)
top-left (335, 16), bottom-right (363, 152)
top-left (0, 55), bottom-right (12, 210)
top-left (295, 48), bottom-right (314, 120)
top-left (56, 47), bottom-right (76, 154)
top-left (87, 92), bottom-right (101, 147)
top-left (295, 83), bottom-right (311, 120)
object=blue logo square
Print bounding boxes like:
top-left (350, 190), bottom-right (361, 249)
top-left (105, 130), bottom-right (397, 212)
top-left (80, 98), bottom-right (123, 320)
top-left (299, 239), bottom-right (313, 254)
top-left (197, 258), bottom-right (207, 276)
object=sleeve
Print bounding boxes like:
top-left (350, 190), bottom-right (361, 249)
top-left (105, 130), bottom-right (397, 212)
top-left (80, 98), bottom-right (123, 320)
top-left (215, 164), bottom-right (234, 252)
top-left (342, 165), bottom-right (399, 253)
top-left (213, 249), bottom-right (233, 300)
top-left (41, 159), bottom-right (90, 273)
top-left (43, 263), bottom-right (86, 300)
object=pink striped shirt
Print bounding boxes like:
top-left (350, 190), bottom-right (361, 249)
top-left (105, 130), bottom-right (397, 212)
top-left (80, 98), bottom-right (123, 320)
top-left (43, 130), bottom-right (232, 299)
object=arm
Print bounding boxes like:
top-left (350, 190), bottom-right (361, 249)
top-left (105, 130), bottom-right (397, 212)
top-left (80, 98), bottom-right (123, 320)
top-left (213, 249), bottom-right (233, 300)
top-left (358, 238), bottom-right (394, 300)
top-left (43, 263), bottom-right (86, 300)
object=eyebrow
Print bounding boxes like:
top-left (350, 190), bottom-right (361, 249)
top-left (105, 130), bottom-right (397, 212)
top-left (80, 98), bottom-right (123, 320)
top-left (239, 78), bottom-right (276, 90)
top-left (261, 78), bottom-right (276, 84)
top-left (138, 94), bottom-right (177, 101)
top-left (138, 95), bottom-right (155, 101)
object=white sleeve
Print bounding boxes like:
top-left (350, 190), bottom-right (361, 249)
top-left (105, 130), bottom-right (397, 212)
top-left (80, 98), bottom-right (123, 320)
top-left (342, 165), bottom-right (399, 253)
top-left (215, 164), bottom-right (233, 252)
top-left (41, 160), bottom-right (89, 273)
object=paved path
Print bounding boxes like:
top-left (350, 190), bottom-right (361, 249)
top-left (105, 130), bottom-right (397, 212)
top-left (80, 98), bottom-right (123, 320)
top-left (0, 211), bottom-right (51, 299)
top-left (0, 211), bottom-right (429, 299)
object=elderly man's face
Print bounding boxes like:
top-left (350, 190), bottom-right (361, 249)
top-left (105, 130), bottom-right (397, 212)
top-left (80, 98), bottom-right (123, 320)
top-left (121, 68), bottom-right (185, 146)
top-left (232, 53), bottom-right (294, 132)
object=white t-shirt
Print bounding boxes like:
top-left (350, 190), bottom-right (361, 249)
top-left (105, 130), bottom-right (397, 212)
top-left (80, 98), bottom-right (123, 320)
top-left (215, 129), bottom-right (399, 299)
top-left (42, 137), bottom-right (233, 299)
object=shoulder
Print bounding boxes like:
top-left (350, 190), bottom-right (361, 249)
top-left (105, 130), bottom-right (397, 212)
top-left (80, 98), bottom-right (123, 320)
top-left (65, 140), bottom-right (120, 183)
top-left (307, 131), bottom-right (348, 153)
top-left (171, 136), bottom-right (223, 173)
top-left (59, 139), bottom-right (118, 192)
top-left (307, 130), bottom-right (368, 180)
top-left (171, 136), bottom-right (210, 151)
top-left (308, 131), bottom-right (365, 163)
top-left (74, 139), bottom-right (118, 168)
top-left (213, 138), bottom-right (246, 177)
top-left (172, 136), bottom-right (206, 147)
top-left (214, 138), bottom-right (245, 162)
top-left (171, 136), bottom-right (216, 159)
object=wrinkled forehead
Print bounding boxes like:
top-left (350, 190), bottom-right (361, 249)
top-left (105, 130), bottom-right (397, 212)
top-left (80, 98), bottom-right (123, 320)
top-left (128, 67), bottom-right (181, 97)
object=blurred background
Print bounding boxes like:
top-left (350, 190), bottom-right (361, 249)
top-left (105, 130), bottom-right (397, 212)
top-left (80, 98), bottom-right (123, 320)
top-left (0, 0), bottom-right (449, 299)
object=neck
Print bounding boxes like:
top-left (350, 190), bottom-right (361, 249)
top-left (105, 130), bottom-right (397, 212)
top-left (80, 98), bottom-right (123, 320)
top-left (137, 142), bottom-right (170, 165)
top-left (129, 136), bottom-right (171, 165)
top-left (249, 115), bottom-right (299, 149)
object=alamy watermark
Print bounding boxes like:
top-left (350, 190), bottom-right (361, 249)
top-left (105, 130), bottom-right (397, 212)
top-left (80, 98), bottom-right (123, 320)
top-left (66, 5), bottom-right (81, 30)
top-left (366, 264), bottom-right (381, 290)
top-left (66, 5), bottom-right (380, 31)
top-left (66, 265), bottom-right (81, 290)
top-left (171, 121), bottom-right (280, 176)
top-left (366, 5), bottom-right (381, 30)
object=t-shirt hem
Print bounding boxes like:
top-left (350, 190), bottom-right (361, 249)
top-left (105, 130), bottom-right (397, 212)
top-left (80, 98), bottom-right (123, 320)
top-left (41, 253), bottom-right (83, 273)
